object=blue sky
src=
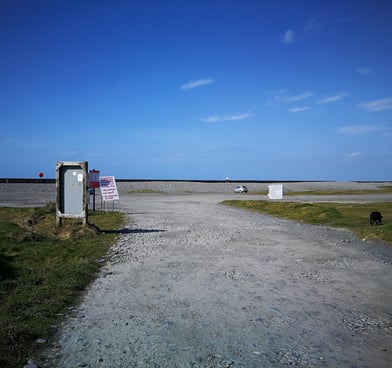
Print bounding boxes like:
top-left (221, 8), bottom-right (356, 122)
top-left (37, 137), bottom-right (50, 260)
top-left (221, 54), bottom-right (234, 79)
top-left (1, 0), bottom-right (391, 180)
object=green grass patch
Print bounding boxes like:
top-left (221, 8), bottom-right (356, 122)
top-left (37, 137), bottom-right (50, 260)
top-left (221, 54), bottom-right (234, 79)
top-left (0, 204), bottom-right (124, 367)
top-left (284, 185), bottom-right (392, 196)
top-left (222, 200), bottom-right (392, 244)
top-left (249, 185), bottom-right (392, 196)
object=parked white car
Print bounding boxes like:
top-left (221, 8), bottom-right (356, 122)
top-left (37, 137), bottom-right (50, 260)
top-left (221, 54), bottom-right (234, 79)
top-left (234, 185), bottom-right (248, 193)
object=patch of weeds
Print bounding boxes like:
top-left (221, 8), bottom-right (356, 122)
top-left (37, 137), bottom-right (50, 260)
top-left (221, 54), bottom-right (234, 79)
top-left (222, 200), bottom-right (392, 244)
top-left (285, 185), bottom-right (392, 196)
top-left (0, 205), bottom-right (124, 367)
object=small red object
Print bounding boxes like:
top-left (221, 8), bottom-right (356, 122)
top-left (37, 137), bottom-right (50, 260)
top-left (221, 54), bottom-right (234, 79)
top-left (38, 172), bottom-right (44, 178)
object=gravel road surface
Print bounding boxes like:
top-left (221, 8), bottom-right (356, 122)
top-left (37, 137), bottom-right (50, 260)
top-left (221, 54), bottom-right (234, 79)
top-left (1, 182), bottom-right (391, 367)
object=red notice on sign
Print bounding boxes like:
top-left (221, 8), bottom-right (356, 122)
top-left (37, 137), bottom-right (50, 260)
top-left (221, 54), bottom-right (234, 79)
top-left (99, 176), bottom-right (119, 201)
top-left (89, 169), bottom-right (100, 188)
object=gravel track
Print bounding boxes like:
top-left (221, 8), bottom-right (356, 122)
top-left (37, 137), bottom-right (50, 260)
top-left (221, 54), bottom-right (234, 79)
top-left (1, 182), bottom-right (391, 367)
top-left (45, 190), bottom-right (391, 367)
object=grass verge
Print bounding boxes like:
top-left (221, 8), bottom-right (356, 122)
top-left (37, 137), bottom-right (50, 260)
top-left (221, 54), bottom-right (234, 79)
top-left (0, 203), bottom-right (124, 367)
top-left (284, 185), bottom-right (392, 196)
top-left (250, 185), bottom-right (392, 196)
top-left (222, 200), bottom-right (392, 244)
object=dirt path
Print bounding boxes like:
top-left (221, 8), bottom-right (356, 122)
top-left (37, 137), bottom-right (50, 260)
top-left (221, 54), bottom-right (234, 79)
top-left (45, 193), bottom-right (392, 367)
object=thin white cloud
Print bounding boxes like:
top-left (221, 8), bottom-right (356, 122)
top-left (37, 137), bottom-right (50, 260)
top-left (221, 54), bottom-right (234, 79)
top-left (201, 116), bottom-right (220, 123)
top-left (289, 106), bottom-right (311, 113)
top-left (281, 16), bottom-right (356, 47)
top-left (359, 98), bottom-right (392, 112)
top-left (200, 112), bottom-right (252, 123)
top-left (336, 125), bottom-right (384, 135)
top-left (304, 18), bottom-right (323, 31)
top-left (281, 29), bottom-right (295, 44)
top-left (348, 152), bottom-right (362, 158)
top-left (338, 15), bottom-right (357, 23)
top-left (267, 90), bottom-right (314, 107)
top-left (318, 92), bottom-right (348, 104)
top-left (277, 91), bottom-right (313, 103)
top-left (356, 67), bottom-right (372, 75)
top-left (180, 78), bottom-right (215, 91)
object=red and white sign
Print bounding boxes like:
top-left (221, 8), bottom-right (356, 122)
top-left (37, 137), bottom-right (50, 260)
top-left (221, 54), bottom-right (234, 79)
top-left (88, 169), bottom-right (100, 188)
top-left (99, 176), bottom-right (119, 201)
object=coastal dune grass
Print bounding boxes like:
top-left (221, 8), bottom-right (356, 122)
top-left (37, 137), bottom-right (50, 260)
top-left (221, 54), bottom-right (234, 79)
top-left (0, 203), bottom-right (124, 367)
top-left (222, 200), bottom-right (392, 244)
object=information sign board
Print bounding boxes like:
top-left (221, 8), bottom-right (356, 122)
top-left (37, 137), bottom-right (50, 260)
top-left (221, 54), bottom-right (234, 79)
top-left (268, 184), bottom-right (283, 199)
top-left (89, 169), bottom-right (100, 188)
top-left (99, 176), bottom-right (119, 201)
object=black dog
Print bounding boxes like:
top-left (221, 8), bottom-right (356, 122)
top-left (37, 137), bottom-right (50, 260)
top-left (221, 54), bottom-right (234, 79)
top-left (370, 211), bottom-right (383, 226)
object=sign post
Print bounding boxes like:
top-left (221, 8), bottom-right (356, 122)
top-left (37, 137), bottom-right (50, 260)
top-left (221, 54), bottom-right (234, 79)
top-left (88, 169), bottom-right (100, 212)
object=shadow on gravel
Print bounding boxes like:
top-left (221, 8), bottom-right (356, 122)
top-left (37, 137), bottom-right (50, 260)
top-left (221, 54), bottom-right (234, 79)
top-left (88, 223), bottom-right (165, 235)
top-left (118, 228), bottom-right (165, 234)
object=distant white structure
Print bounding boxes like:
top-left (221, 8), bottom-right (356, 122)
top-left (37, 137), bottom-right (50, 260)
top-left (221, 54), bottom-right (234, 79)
top-left (268, 184), bottom-right (283, 199)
